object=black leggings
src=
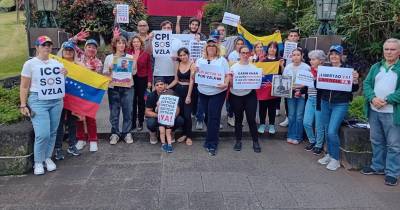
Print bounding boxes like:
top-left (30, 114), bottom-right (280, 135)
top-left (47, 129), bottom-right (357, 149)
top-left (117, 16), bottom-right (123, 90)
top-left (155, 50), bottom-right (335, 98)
top-left (229, 91), bottom-right (258, 142)
top-left (132, 76), bottom-right (147, 128)
top-left (259, 98), bottom-right (279, 125)
top-left (175, 84), bottom-right (193, 138)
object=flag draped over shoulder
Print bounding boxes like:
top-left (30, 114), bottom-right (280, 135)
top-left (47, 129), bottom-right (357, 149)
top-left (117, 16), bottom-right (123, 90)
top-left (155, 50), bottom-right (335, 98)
top-left (254, 61), bottom-right (280, 100)
top-left (49, 55), bottom-right (110, 118)
top-left (237, 25), bottom-right (283, 52)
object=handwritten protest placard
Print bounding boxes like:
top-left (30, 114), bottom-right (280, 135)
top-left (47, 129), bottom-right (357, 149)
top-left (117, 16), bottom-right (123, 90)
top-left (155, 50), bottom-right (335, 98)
top-left (189, 40), bottom-right (206, 60)
top-left (316, 66), bottom-right (353, 92)
top-left (233, 66), bottom-right (262, 89)
top-left (111, 56), bottom-right (134, 87)
top-left (271, 75), bottom-right (293, 98)
top-left (195, 64), bottom-right (225, 86)
top-left (295, 68), bottom-right (314, 87)
top-left (222, 12), bottom-right (240, 27)
top-left (116, 4), bottom-right (129, 24)
top-left (173, 34), bottom-right (195, 49)
top-left (283, 41), bottom-right (298, 60)
top-left (35, 64), bottom-right (65, 100)
top-left (158, 95), bottom-right (179, 126)
top-left (152, 31), bottom-right (172, 57)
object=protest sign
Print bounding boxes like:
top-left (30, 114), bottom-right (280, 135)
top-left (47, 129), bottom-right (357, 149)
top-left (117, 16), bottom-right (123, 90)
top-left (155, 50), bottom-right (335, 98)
top-left (36, 64), bottom-right (65, 100)
top-left (222, 12), bottom-right (240, 27)
top-left (116, 4), bottom-right (129, 24)
top-left (152, 31), bottom-right (172, 57)
top-left (283, 41), bottom-right (297, 60)
top-left (233, 66), bottom-right (262, 89)
top-left (172, 34), bottom-right (195, 49)
top-left (189, 40), bottom-right (206, 60)
top-left (111, 56), bottom-right (134, 87)
top-left (271, 75), bottom-right (293, 98)
top-left (195, 64), bottom-right (225, 86)
top-left (316, 66), bottom-right (353, 92)
top-left (295, 69), bottom-right (315, 87)
top-left (158, 95), bottom-right (179, 126)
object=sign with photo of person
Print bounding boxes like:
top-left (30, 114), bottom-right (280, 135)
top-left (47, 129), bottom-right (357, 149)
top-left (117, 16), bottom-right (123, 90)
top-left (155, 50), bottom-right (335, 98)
top-left (271, 75), bottom-right (293, 98)
top-left (36, 64), bottom-right (65, 100)
top-left (195, 64), bottom-right (225, 86)
top-left (111, 56), bottom-right (134, 87)
top-left (157, 95), bottom-right (179, 126)
top-left (152, 30), bottom-right (173, 57)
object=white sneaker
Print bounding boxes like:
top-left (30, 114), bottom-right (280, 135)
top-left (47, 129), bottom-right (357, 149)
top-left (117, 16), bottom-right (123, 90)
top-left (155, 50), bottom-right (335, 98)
top-left (124, 133), bottom-right (134, 144)
top-left (276, 110), bottom-right (281, 116)
top-left (195, 121), bottom-right (204, 130)
top-left (89, 142), bottom-right (98, 152)
top-left (326, 158), bottom-right (340, 171)
top-left (279, 117), bottom-right (288, 127)
top-left (33, 162), bottom-right (45, 175)
top-left (227, 116), bottom-right (235, 127)
top-left (318, 154), bottom-right (331, 165)
top-left (44, 158), bottom-right (57, 172)
top-left (75, 140), bottom-right (87, 150)
top-left (149, 132), bottom-right (158, 144)
top-left (110, 134), bottom-right (119, 145)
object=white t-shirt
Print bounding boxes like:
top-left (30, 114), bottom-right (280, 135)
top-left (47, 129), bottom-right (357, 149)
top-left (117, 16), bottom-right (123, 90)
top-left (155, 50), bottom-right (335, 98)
top-left (228, 50), bottom-right (240, 63)
top-left (371, 66), bottom-right (398, 113)
top-left (283, 62), bottom-right (310, 86)
top-left (230, 63), bottom-right (254, 96)
top-left (103, 54), bottom-right (136, 87)
top-left (196, 57), bottom-right (229, 95)
top-left (21, 57), bottom-right (64, 92)
top-left (153, 38), bottom-right (183, 76)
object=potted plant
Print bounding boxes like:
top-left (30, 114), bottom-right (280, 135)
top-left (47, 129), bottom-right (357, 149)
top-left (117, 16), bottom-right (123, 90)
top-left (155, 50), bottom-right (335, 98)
top-left (339, 96), bottom-right (372, 170)
top-left (0, 86), bottom-right (34, 176)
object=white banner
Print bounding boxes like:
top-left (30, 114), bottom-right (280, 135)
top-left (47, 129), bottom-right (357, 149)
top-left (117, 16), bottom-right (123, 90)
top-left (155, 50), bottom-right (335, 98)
top-left (172, 34), bottom-right (195, 49)
top-left (195, 64), bottom-right (225, 86)
top-left (189, 40), bottom-right (206, 60)
top-left (233, 66), bottom-right (262, 89)
top-left (152, 31), bottom-right (172, 57)
top-left (283, 41), bottom-right (298, 60)
top-left (157, 95), bottom-right (179, 126)
top-left (295, 68), bottom-right (314, 87)
top-left (316, 66), bottom-right (353, 92)
top-left (222, 12), bottom-right (240, 27)
top-left (36, 64), bottom-right (65, 100)
top-left (116, 4), bottom-right (129, 24)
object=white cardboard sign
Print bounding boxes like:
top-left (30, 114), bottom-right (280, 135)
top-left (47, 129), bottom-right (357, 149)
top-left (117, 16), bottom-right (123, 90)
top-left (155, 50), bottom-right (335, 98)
top-left (283, 41), bottom-right (298, 60)
top-left (152, 31), bottom-right (172, 57)
top-left (295, 68), bottom-right (315, 87)
top-left (222, 12), bottom-right (240, 27)
top-left (157, 95), bottom-right (179, 126)
top-left (233, 66), bottom-right (262, 89)
top-left (172, 34), bottom-right (195, 50)
top-left (316, 66), bottom-right (354, 92)
top-left (189, 40), bottom-right (206, 60)
top-left (36, 64), bottom-right (65, 100)
top-left (116, 4), bottom-right (129, 24)
top-left (195, 64), bottom-right (225, 86)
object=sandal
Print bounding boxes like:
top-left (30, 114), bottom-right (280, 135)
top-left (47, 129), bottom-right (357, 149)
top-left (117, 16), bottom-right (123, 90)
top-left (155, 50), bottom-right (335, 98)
top-left (186, 138), bottom-right (193, 146)
top-left (177, 135), bottom-right (187, 143)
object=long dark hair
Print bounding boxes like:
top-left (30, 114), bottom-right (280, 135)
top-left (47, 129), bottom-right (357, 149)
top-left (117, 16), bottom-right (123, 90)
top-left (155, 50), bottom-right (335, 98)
top-left (267, 41), bottom-right (281, 59)
top-left (177, 47), bottom-right (190, 62)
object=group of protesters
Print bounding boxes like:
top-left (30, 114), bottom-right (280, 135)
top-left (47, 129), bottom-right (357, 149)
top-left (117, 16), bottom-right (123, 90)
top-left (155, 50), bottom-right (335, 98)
top-left (19, 14), bottom-right (400, 187)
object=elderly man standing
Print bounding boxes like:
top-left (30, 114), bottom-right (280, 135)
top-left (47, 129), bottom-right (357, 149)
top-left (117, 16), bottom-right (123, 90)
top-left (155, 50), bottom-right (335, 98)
top-left (362, 38), bottom-right (400, 186)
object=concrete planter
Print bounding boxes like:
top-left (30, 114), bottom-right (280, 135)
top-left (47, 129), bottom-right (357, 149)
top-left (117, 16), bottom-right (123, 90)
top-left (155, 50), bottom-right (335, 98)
top-left (0, 121), bottom-right (34, 176)
top-left (339, 126), bottom-right (372, 170)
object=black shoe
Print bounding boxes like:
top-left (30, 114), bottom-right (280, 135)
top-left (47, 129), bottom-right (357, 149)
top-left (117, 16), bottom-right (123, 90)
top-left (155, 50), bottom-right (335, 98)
top-left (361, 166), bottom-right (385, 175)
top-left (304, 143), bottom-right (316, 151)
top-left (253, 141), bottom-right (261, 153)
top-left (384, 175), bottom-right (398, 186)
top-left (312, 147), bottom-right (323, 156)
top-left (67, 145), bottom-right (81, 156)
top-left (233, 142), bottom-right (242, 151)
top-left (137, 124), bottom-right (143, 131)
top-left (208, 148), bottom-right (216, 156)
top-left (54, 148), bottom-right (65, 161)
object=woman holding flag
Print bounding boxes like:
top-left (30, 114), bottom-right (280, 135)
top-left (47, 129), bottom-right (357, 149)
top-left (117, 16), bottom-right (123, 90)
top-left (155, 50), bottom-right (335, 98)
top-left (20, 36), bottom-right (67, 175)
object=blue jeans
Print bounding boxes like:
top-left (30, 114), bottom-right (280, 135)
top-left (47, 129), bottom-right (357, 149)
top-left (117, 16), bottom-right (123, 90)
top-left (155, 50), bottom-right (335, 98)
top-left (199, 91), bottom-right (226, 150)
top-left (108, 86), bottom-right (134, 136)
top-left (287, 97), bottom-right (305, 141)
top-left (321, 100), bottom-right (349, 161)
top-left (55, 109), bottom-right (77, 149)
top-left (196, 95), bottom-right (205, 122)
top-left (28, 93), bottom-right (63, 163)
top-left (303, 96), bottom-right (324, 148)
top-left (369, 109), bottom-right (400, 178)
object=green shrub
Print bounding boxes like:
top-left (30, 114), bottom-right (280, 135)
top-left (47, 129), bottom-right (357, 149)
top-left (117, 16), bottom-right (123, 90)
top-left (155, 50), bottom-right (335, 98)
top-left (348, 96), bottom-right (367, 122)
top-left (0, 87), bottom-right (22, 125)
top-left (0, 0), bottom-right (15, 9)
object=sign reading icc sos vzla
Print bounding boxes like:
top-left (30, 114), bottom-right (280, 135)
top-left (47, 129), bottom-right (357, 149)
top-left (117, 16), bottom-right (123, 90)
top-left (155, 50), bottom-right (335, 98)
top-left (35, 64), bottom-right (65, 100)
top-left (145, 0), bottom-right (207, 17)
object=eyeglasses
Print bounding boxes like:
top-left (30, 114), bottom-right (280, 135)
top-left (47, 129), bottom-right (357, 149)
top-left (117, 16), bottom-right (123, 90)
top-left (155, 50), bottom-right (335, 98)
top-left (138, 25), bottom-right (147, 27)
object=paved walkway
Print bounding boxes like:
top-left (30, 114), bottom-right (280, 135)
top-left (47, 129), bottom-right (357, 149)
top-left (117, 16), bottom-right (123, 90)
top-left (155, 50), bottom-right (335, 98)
top-left (1, 138), bottom-right (399, 210)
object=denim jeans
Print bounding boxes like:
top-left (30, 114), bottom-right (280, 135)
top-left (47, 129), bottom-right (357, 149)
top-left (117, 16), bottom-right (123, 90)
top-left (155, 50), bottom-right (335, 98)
top-left (108, 86), bottom-right (134, 137)
top-left (303, 96), bottom-right (324, 148)
top-left (287, 97), bottom-right (305, 141)
top-left (369, 109), bottom-right (400, 178)
top-left (321, 100), bottom-right (349, 161)
top-left (196, 95), bottom-right (205, 122)
top-left (199, 91), bottom-right (226, 150)
top-left (55, 109), bottom-right (77, 149)
top-left (28, 93), bottom-right (63, 163)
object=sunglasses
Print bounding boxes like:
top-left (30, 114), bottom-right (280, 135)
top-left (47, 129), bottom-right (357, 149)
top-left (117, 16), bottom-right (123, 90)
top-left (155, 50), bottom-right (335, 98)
top-left (41, 42), bottom-right (52, 47)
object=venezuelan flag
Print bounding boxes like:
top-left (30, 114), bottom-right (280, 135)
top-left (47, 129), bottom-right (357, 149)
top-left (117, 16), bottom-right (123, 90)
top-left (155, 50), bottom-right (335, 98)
top-left (237, 25), bottom-right (283, 52)
top-left (254, 61), bottom-right (280, 100)
top-left (49, 55), bottom-right (110, 118)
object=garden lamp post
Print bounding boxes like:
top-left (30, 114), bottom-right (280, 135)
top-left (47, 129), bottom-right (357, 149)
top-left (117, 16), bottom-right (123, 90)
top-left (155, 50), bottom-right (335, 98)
top-left (315, 0), bottom-right (339, 35)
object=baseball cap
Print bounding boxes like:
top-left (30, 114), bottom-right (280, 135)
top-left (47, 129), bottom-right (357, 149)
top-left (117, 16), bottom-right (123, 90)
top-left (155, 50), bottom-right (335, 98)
top-left (207, 37), bottom-right (218, 44)
top-left (85, 39), bottom-right (98, 47)
top-left (154, 77), bottom-right (165, 84)
top-left (35, 35), bottom-right (53, 46)
top-left (62, 41), bottom-right (75, 50)
top-left (209, 29), bottom-right (220, 40)
top-left (329, 44), bottom-right (344, 55)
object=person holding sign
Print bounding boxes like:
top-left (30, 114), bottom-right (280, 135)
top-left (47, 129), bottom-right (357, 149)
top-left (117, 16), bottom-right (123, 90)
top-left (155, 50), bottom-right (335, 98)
top-left (20, 36), bottom-right (67, 175)
top-left (157, 90), bottom-right (180, 153)
top-left (176, 16), bottom-right (207, 41)
top-left (195, 40), bottom-right (230, 156)
top-left (282, 48), bottom-right (310, 145)
top-left (167, 48), bottom-right (196, 146)
top-left (316, 44), bottom-right (359, 171)
top-left (103, 36), bottom-right (136, 145)
top-left (229, 46), bottom-right (261, 153)
top-left (361, 38), bottom-right (400, 186)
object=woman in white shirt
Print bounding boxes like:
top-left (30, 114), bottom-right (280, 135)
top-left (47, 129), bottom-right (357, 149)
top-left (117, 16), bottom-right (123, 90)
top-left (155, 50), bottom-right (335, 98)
top-left (19, 36), bottom-right (67, 175)
top-left (229, 46), bottom-right (261, 153)
top-left (196, 39), bottom-right (230, 156)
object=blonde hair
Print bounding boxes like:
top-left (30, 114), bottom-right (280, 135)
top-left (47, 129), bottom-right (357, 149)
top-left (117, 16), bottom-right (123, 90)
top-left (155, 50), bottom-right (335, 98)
top-left (203, 42), bottom-right (221, 58)
top-left (128, 35), bottom-right (144, 51)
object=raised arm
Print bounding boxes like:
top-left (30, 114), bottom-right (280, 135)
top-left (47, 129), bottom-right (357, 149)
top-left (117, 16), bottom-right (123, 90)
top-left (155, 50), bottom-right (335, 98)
top-left (176, 16), bottom-right (182, 34)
